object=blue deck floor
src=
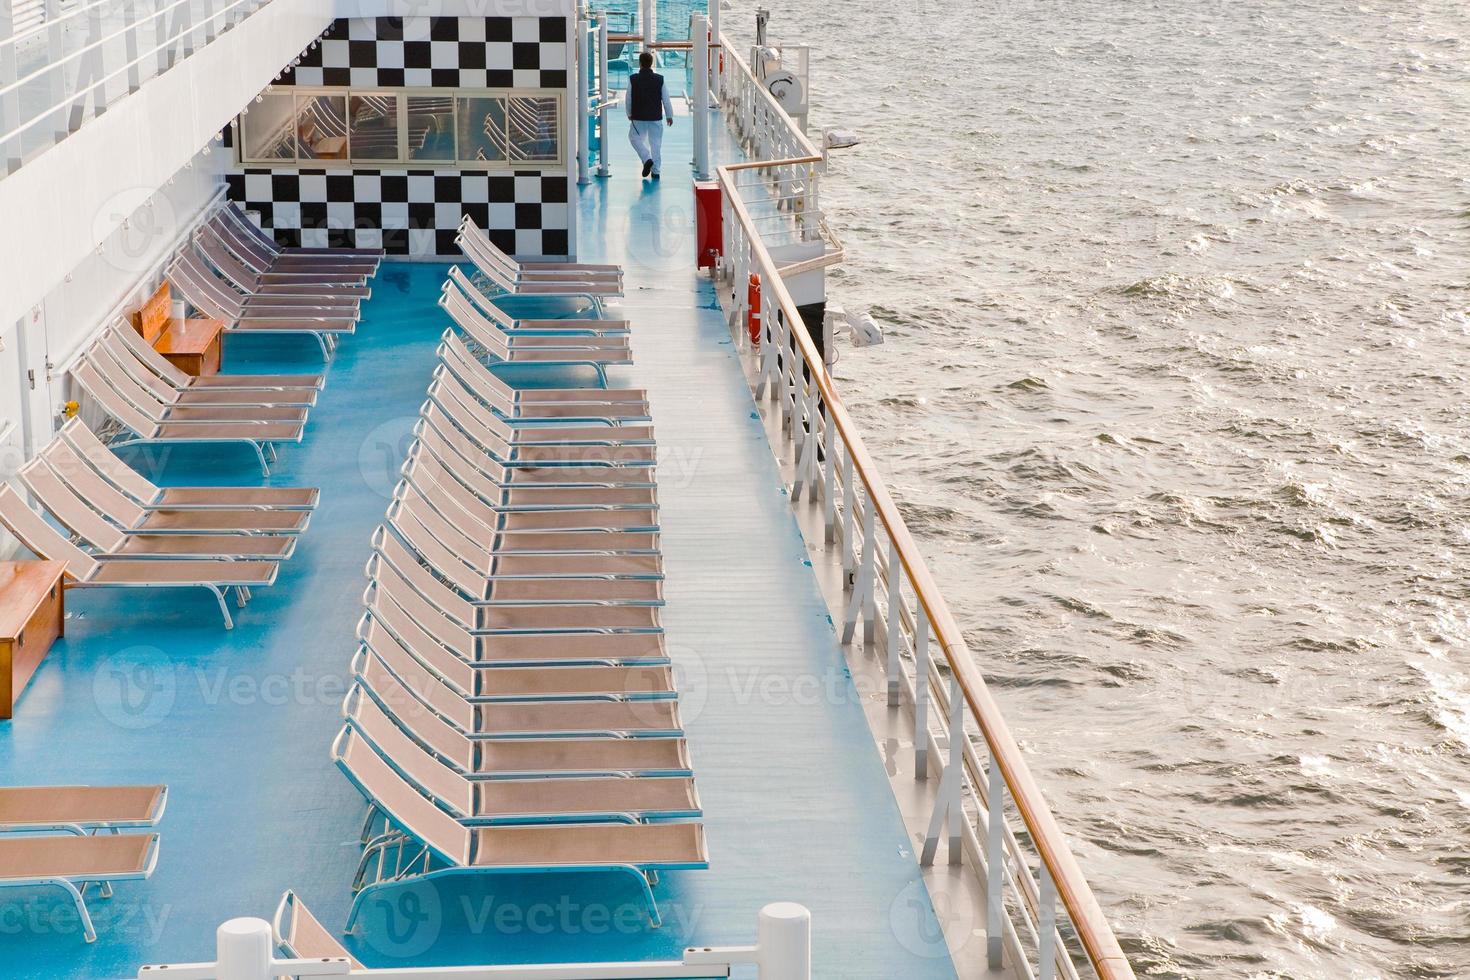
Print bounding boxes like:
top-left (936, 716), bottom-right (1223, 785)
top-left (0, 113), bottom-right (956, 978)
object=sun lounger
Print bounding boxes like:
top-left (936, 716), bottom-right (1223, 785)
top-left (340, 708), bottom-right (699, 826)
top-left (332, 723), bottom-right (705, 929)
top-left (360, 589), bottom-right (671, 698)
top-left (0, 485), bottom-right (278, 628)
top-left (58, 419), bottom-right (318, 511)
top-left (431, 362), bottom-right (653, 443)
top-left (349, 683), bottom-right (689, 779)
top-left (355, 636), bottom-right (684, 739)
top-left (195, 230), bottom-right (371, 299)
top-left (393, 479), bottom-right (661, 558)
top-left (71, 360), bottom-right (303, 476)
top-left (438, 331), bottom-right (649, 424)
top-left (446, 266), bottom-right (628, 335)
top-left (271, 891), bottom-right (361, 968)
top-left (219, 202), bottom-right (383, 265)
top-left (93, 335), bottom-right (314, 414)
top-left (100, 331), bottom-right (317, 409)
top-left (440, 288), bottom-right (629, 385)
top-left (0, 785), bottom-right (167, 835)
top-left (108, 321), bottom-right (325, 394)
top-left (428, 380), bottom-right (654, 467)
top-left (0, 833), bottom-right (160, 941)
top-left (166, 251), bottom-right (359, 360)
top-left (413, 417), bottom-right (660, 506)
top-left (458, 214), bottom-right (623, 282)
top-left (17, 460), bottom-right (298, 560)
top-left (199, 225), bottom-right (369, 288)
top-left (455, 223), bottom-right (622, 298)
top-left (36, 444), bottom-right (308, 532)
top-left (410, 431), bottom-right (659, 512)
top-left (84, 347), bottom-right (307, 424)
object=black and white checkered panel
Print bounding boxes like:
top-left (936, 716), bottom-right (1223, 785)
top-left (226, 16), bottom-right (572, 258)
top-left (226, 169), bottom-right (570, 258)
top-left (285, 17), bottom-right (568, 91)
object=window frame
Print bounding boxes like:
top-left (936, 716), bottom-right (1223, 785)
top-left (236, 86), bottom-right (566, 170)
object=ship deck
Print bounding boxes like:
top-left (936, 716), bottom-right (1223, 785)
top-left (0, 112), bottom-right (960, 978)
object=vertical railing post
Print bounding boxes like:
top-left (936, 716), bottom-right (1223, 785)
top-left (45, 0), bottom-right (66, 141)
top-left (123, 1), bottom-right (144, 95)
top-left (67, 2), bottom-right (106, 132)
top-left (840, 451), bottom-right (855, 575)
top-left (640, 0), bottom-right (655, 53)
top-left (913, 607), bottom-right (930, 778)
top-left (575, 9), bottom-right (589, 184)
top-left (920, 673), bottom-right (964, 866)
top-left (0, 6), bottom-right (19, 174)
top-left (595, 13), bottom-right (610, 178)
top-left (1036, 866), bottom-right (1058, 980)
top-left (841, 494), bottom-right (874, 645)
top-left (986, 753), bottom-right (1006, 968)
top-left (821, 414), bottom-right (837, 540)
top-left (691, 13), bottom-right (709, 179)
top-left (709, 10), bottom-right (721, 101)
top-left (884, 545), bottom-right (902, 706)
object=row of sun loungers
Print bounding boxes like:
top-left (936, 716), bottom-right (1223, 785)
top-left (332, 244), bottom-right (707, 930)
top-left (0, 419), bottom-right (318, 627)
top-left (0, 784), bottom-right (167, 942)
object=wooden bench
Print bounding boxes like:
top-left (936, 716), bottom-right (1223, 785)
top-left (0, 560), bottom-right (66, 719)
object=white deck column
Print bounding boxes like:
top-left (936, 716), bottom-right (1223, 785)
top-left (691, 13), bottom-right (709, 179)
top-left (215, 917), bottom-right (272, 980)
top-left (757, 902), bottom-right (812, 980)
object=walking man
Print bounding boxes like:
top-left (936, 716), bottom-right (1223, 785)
top-left (626, 51), bottom-right (674, 179)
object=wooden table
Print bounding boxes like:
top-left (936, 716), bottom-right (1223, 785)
top-left (0, 561), bottom-right (66, 719)
top-left (155, 317), bottom-right (224, 377)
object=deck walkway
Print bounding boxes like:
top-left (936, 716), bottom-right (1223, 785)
top-left (0, 110), bottom-right (957, 978)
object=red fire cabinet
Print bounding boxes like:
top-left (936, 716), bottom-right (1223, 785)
top-left (694, 180), bottom-right (722, 269)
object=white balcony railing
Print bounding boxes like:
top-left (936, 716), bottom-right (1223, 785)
top-left (0, 0), bottom-right (274, 177)
top-left (712, 28), bottom-right (1136, 980)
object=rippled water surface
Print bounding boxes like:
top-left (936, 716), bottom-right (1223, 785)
top-left (736, 1), bottom-right (1470, 975)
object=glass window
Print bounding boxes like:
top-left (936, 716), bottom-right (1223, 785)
top-left (456, 96), bottom-right (508, 164)
top-left (241, 92), bottom-right (297, 160)
top-left (239, 88), bottom-right (561, 167)
top-left (406, 95), bottom-right (455, 162)
top-left (348, 94), bottom-right (399, 161)
top-left (506, 95), bottom-right (559, 163)
top-left (295, 95), bottom-right (348, 160)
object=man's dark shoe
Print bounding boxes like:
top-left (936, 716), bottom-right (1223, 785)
top-left (642, 159), bottom-right (653, 177)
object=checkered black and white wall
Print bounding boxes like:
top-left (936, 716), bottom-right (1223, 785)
top-left (225, 16), bottom-right (572, 258)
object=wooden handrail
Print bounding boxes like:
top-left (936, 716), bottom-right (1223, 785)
top-left (714, 34), bottom-right (1134, 980)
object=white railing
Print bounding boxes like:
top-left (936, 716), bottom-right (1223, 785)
top-left (713, 37), bottom-right (836, 263)
top-left (0, 0), bottom-right (274, 177)
top-left (137, 903), bottom-right (812, 979)
top-left (710, 29), bottom-right (1135, 980)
